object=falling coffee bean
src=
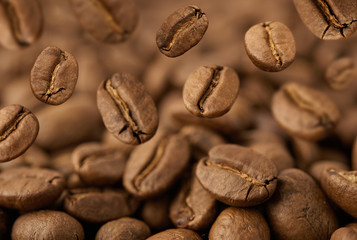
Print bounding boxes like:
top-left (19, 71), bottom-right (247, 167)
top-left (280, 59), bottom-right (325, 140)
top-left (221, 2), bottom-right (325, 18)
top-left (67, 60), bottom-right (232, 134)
top-left (30, 46), bottom-right (78, 105)
top-left (183, 65), bottom-right (240, 118)
top-left (0, 104), bottom-right (39, 162)
top-left (97, 73), bottom-right (158, 145)
top-left (244, 21), bottom-right (296, 72)
top-left (156, 5), bottom-right (208, 57)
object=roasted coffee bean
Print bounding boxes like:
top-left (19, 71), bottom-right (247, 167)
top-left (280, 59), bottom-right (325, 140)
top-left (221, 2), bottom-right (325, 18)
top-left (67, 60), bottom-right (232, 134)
top-left (123, 133), bottom-right (190, 198)
top-left (11, 210), bottom-right (84, 240)
top-left (331, 225), bottom-right (357, 240)
top-left (0, 104), bottom-right (39, 162)
top-left (72, 142), bottom-right (126, 186)
top-left (0, 0), bottom-right (43, 49)
top-left (309, 160), bottom-right (349, 181)
top-left (70, 0), bottom-right (139, 43)
top-left (272, 82), bottom-right (340, 141)
top-left (293, 0), bottom-right (357, 40)
top-left (30, 46), bottom-right (78, 105)
top-left (0, 167), bottom-right (65, 210)
top-left (156, 5), bottom-right (208, 57)
top-left (95, 217), bottom-right (151, 240)
top-left (196, 144), bottom-right (278, 207)
top-left (141, 196), bottom-right (172, 230)
top-left (291, 137), bottom-right (321, 171)
top-left (244, 21), bottom-right (296, 72)
top-left (209, 207), bottom-right (270, 240)
top-left (147, 228), bottom-right (202, 240)
top-left (97, 73), bottom-right (158, 145)
top-left (325, 57), bottom-right (356, 91)
top-left (320, 168), bottom-right (357, 218)
top-left (266, 168), bottom-right (338, 240)
top-left (64, 188), bottom-right (139, 223)
top-left (170, 168), bottom-right (216, 230)
top-left (183, 65), bottom-right (240, 118)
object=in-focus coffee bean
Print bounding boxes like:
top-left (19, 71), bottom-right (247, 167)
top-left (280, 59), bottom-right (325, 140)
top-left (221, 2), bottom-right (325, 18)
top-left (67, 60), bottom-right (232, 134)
top-left (70, 0), bottom-right (139, 43)
top-left (97, 73), bottom-right (158, 145)
top-left (0, 167), bottom-right (65, 210)
top-left (272, 82), bottom-right (340, 141)
top-left (244, 21), bottom-right (296, 72)
top-left (209, 207), bottom-right (270, 240)
top-left (320, 168), bottom-right (357, 218)
top-left (0, 104), bottom-right (39, 162)
top-left (293, 0), bottom-right (357, 40)
top-left (196, 144), bottom-right (278, 207)
top-left (72, 142), bottom-right (126, 186)
top-left (95, 217), bottom-right (151, 240)
top-left (11, 210), bottom-right (85, 240)
top-left (325, 57), bottom-right (356, 91)
top-left (156, 5), bottom-right (208, 57)
top-left (123, 133), bottom-right (190, 198)
top-left (0, 0), bottom-right (43, 49)
top-left (183, 65), bottom-right (240, 118)
top-left (30, 46), bottom-right (78, 105)
top-left (147, 228), bottom-right (202, 240)
top-left (266, 168), bottom-right (338, 240)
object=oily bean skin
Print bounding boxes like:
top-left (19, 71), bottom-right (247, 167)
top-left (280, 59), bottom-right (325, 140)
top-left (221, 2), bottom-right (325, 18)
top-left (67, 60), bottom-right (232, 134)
top-left (156, 5), bottom-right (209, 58)
top-left (320, 169), bottom-right (357, 218)
top-left (183, 65), bottom-right (240, 118)
top-left (147, 229), bottom-right (202, 240)
top-left (209, 207), bottom-right (270, 240)
top-left (325, 57), bottom-right (356, 91)
top-left (293, 0), bottom-right (357, 40)
top-left (123, 133), bottom-right (190, 198)
top-left (272, 82), bottom-right (340, 141)
top-left (170, 169), bottom-right (216, 230)
top-left (30, 46), bottom-right (78, 105)
top-left (72, 142), bottom-right (126, 186)
top-left (244, 21), bottom-right (296, 72)
top-left (0, 167), bottom-right (65, 210)
top-left (266, 168), bottom-right (338, 240)
top-left (11, 210), bottom-right (85, 240)
top-left (196, 144), bottom-right (278, 207)
top-left (70, 0), bottom-right (139, 43)
top-left (95, 217), bottom-right (151, 240)
top-left (97, 73), bottom-right (158, 145)
top-left (0, 104), bottom-right (39, 162)
top-left (64, 188), bottom-right (139, 223)
top-left (0, 0), bottom-right (43, 49)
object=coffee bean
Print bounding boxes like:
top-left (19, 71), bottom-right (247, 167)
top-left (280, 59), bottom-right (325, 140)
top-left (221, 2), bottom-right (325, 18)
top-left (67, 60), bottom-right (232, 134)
top-left (0, 0), bottom-right (43, 49)
top-left (331, 225), bottom-right (357, 240)
top-left (320, 168), bottom-right (357, 218)
top-left (70, 0), bottom-right (139, 43)
top-left (97, 73), bottom-right (158, 145)
top-left (95, 217), bottom-right (151, 240)
top-left (147, 229), bottom-right (202, 240)
top-left (183, 65), bottom-right (240, 118)
top-left (325, 57), bottom-right (356, 90)
top-left (30, 46), bottom-right (78, 105)
top-left (266, 168), bottom-right (338, 240)
top-left (209, 207), bottom-right (270, 240)
top-left (123, 133), bottom-right (190, 198)
top-left (196, 144), bottom-right (278, 207)
top-left (11, 210), bottom-right (84, 240)
top-left (64, 188), bottom-right (139, 223)
top-left (293, 0), bottom-right (357, 40)
top-left (170, 167), bottom-right (216, 230)
top-left (156, 5), bottom-right (208, 57)
top-left (244, 21), bottom-right (296, 72)
top-left (141, 196), bottom-right (172, 230)
top-left (272, 82), bottom-right (340, 141)
top-left (72, 142), bottom-right (126, 186)
top-left (0, 104), bottom-right (39, 162)
top-left (309, 160), bottom-right (349, 181)
top-left (0, 167), bottom-right (65, 210)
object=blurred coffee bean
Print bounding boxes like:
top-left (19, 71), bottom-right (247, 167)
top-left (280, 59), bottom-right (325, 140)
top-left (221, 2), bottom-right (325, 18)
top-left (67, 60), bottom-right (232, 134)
top-left (30, 46), bottom-right (78, 105)
top-left (141, 196), bottom-right (172, 230)
top-left (147, 228), bottom-right (202, 240)
top-left (325, 57), bottom-right (357, 91)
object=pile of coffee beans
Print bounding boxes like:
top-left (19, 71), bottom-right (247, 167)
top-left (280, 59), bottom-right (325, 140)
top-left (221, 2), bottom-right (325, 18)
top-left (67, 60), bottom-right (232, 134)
top-left (0, 0), bottom-right (356, 239)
